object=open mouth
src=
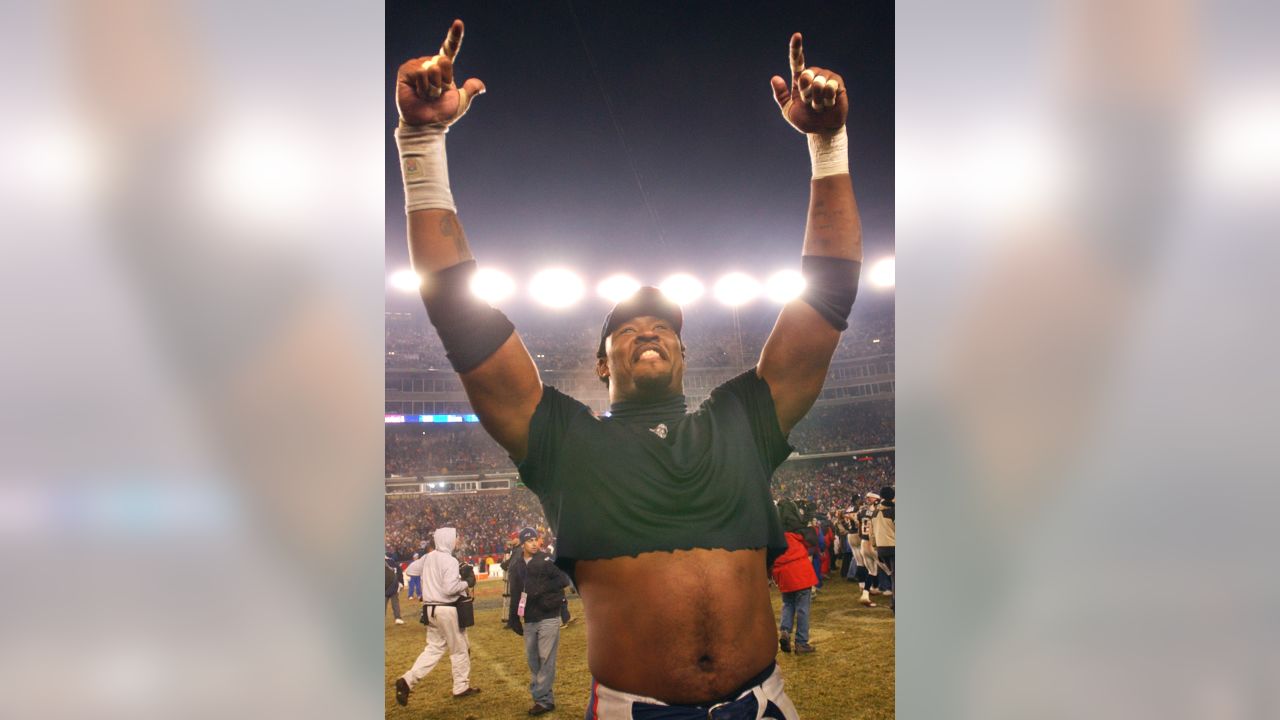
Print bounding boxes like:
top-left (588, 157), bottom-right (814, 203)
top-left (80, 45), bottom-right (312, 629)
top-left (632, 344), bottom-right (668, 363)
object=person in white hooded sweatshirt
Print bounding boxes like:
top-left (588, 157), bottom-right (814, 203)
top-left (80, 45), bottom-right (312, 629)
top-left (394, 527), bottom-right (481, 705)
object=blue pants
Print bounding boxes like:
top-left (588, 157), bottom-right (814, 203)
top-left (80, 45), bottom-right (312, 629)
top-left (407, 575), bottom-right (422, 599)
top-left (779, 587), bottom-right (812, 644)
top-left (524, 617), bottom-right (560, 707)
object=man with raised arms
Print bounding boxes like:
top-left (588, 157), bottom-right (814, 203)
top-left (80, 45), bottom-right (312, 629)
top-left (391, 19), bottom-right (861, 718)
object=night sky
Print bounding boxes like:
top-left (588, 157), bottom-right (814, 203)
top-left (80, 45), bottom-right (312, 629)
top-left (386, 1), bottom-right (893, 322)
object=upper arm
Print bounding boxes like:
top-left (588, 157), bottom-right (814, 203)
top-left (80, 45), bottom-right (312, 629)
top-left (458, 332), bottom-right (543, 463)
top-left (756, 300), bottom-right (840, 435)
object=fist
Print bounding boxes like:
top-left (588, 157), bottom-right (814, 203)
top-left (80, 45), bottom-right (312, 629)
top-left (396, 19), bottom-right (487, 127)
top-left (770, 33), bottom-right (847, 134)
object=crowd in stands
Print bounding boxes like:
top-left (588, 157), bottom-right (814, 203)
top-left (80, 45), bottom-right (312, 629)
top-left (386, 426), bottom-right (513, 477)
top-left (385, 490), bottom-right (547, 562)
top-left (772, 455), bottom-right (895, 523)
top-left (788, 400), bottom-right (895, 454)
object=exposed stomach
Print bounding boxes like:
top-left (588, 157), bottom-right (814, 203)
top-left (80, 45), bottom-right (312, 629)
top-left (574, 547), bottom-right (779, 705)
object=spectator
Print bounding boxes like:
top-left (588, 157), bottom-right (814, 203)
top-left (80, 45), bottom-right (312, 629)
top-left (871, 486), bottom-right (896, 613)
top-left (385, 555), bottom-right (405, 625)
top-left (506, 527), bottom-right (572, 715)
top-left (393, 527), bottom-right (481, 706)
top-left (405, 552), bottom-right (424, 601)
top-left (772, 500), bottom-right (819, 655)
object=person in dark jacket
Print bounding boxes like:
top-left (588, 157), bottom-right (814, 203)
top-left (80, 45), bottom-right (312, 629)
top-left (507, 527), bottom-right (572, 715)
top-left (385, 555), bottom-right (405, 625)
top-left (499, 532), bottom-right (520, 626)
top-left (772, 501), bottom-right (819, 654)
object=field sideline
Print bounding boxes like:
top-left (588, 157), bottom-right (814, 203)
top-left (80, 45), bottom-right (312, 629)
top-left (385, 575), bottom-right (894, 719)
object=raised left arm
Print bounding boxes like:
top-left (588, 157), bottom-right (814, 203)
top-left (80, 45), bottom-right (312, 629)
top-left (757, 33), bottom-right (863, 434)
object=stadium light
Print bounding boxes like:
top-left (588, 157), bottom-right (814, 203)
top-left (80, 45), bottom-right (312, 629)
top-left (764, 269), bottom-right (806, 303)
top-left (868, 257), bottom-right (896, 288)
top-left (470, 267), bottom-right (515, 304)
top-left (597, 274), bottom-right (641, 304)
top-left (659, 273), bottom-right (704, 305)
top-left (389, 268), bottom-right (422, 293)
top-left (713, 272), bottom-right (761, 307)
top-left (529, 268), bottom-right (585, 308)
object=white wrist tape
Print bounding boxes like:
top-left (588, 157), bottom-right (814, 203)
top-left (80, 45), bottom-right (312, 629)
top-left (395, 123), bottom-right (456, 214)
top-left (808, 126), bottom-right (849, 179)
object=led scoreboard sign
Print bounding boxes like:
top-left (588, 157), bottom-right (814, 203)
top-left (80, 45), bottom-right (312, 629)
top-left (384, 414), bottom-right (480, 424)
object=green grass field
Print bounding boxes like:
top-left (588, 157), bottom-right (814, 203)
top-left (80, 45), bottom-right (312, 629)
top-left (385, 576), bottom-right (894, 719)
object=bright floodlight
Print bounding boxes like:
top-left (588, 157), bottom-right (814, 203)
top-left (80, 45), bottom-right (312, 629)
top-left (764, 269), bottom-right (806, 303)
top-left (713, 272), bottom-right (761, 307)
top-left (529, 268), bottom-right (585, 308)
top-left (868, 257), bottom-right (896, 288)
top-left (597, 274), bottom-right (641, 303)
top-left (659, 273), bottom-right (704, 305)
top-left (389, 268), bottom-right (422, 293)
top-left (470, 267), bottom-right (515, 304)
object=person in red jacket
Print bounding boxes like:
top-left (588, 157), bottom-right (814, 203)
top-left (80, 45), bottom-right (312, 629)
top-left (772, 500), bottom-right (819, 654)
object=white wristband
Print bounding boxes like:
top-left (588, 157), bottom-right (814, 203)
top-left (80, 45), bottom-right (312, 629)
top-left (808, 126), bottom-right (849, 179)
top-left (395, 123), bottom-right (456, 214)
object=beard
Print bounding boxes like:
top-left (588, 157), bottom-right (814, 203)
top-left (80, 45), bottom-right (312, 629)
top-left (631, 367), bottom-right (676, 400)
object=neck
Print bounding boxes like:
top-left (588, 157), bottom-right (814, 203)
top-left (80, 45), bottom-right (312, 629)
top-left (608, 392), bottom-right (688, 423)
top-left (609, 386), bottom-right (682, 405)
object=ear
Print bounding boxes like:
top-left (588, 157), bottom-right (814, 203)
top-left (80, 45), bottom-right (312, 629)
top-left (596, 355), bottom-right (610, 380)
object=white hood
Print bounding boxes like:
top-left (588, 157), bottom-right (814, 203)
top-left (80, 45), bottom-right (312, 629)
top-left (420, 527), bottom-right (467, 604)
top-left (433, 527), bottom-right (457, 554)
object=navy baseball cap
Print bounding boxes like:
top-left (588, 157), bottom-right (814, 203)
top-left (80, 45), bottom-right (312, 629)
top-left (597, 286), bottom-right (683, 358)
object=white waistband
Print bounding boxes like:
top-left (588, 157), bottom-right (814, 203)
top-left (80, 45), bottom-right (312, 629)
top-left (589, 665), bottom-right (789, 719)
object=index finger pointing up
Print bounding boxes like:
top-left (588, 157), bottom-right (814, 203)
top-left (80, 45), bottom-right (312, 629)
top-left (789, 32), bottom-right (805, 81)
top-left (439, 19), bottom-right (464, 60)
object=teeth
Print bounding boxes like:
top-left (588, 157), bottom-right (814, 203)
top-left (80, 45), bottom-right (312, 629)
top-left (639, 349), bottom-right (660, 360)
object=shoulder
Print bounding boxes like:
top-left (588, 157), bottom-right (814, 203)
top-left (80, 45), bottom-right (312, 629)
top-left (538, 385), bottom-right (593, 417)
top-left (706, 368), bottom-right (769, 405)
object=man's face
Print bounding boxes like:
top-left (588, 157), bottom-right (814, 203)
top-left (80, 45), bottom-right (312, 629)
top-left (522, 537), bottom-right (540, 554)
top-left (597, 315), bottom-right (685, 401)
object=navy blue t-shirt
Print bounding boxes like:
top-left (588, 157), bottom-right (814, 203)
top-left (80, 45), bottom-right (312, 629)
top-left (517, 369), bottom-right (793, 580)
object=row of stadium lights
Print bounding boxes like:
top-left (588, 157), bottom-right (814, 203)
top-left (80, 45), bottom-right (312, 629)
top-left (388, 258), bottom-right (894, 308)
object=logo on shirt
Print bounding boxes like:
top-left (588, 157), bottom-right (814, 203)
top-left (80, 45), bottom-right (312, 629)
top-left (649, 423), bottom-right (668, 439)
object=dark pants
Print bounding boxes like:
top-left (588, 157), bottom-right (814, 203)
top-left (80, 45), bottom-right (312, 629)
top-left (877, 546), bottom-right (895, 608)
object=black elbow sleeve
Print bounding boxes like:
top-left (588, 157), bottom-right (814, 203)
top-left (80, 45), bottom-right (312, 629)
top-left (420, 260), bottom-right (516, 373)
top-left (801, 256), bottom-right (862, 331)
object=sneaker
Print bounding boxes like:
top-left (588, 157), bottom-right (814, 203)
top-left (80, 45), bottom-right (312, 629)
top-left (881, 590), bottom-right (893, 597)
top-left (394, 618), bottom-right (405, 625)
top-left (779, 633), bottom-right (791, 653)
top-left (794, 642), bottom-right (816, 655)
top-left (528, 703), bottom-right (555, 715)
top-left (452, 687), bottom-right (481, 699)
top-left (394, 678), bottom-right (410, 706)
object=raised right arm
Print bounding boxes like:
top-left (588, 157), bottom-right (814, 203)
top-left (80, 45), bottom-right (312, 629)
top-left (396, 19), bottom-right (542, 462)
